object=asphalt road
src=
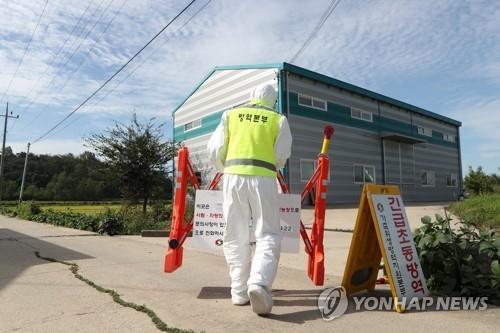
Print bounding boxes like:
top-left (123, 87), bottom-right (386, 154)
top-left (1, 216), bottom-right (498, 333)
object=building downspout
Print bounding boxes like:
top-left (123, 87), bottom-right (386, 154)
top-left (283, 70), bottom-right (292, 187)
top-left (457, 126), bottom-right (463, 199)
top-left (378, 102), bottom-right (386, 184)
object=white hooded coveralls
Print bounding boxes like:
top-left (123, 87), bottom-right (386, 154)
top-left (207, 84), bottom-right (292, 303)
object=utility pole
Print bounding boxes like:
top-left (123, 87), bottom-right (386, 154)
top-left (19, 142), bottom-right (30, 203)
top-left (0, 102), bottom-right (19, 200)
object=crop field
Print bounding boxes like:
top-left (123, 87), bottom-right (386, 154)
top-left (41, 204), bottom-right (123, 214)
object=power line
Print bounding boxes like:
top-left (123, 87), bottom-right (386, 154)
top-left (47, 0), bottom-right (213, 139)
top-left (21, 0), bottom-right (127, 129)
top-left (17, 0), bottom-right (97, 116)
top-left (54, 0), bottom-right (127, 95)
top-left (87, 0), bottom-right (212, 112)
top-left (22, 0), bottom-right (107, 115)
top-left (31, 0), bottom-right (197, 144)
top-left (49, 0), bottom-right (108, 83)
top-left (53, 0), bottom-right (116, 89)
top-left (0, 0), bottom-right (49, 105)
top-left (290, 0), bottom-right (342, 63)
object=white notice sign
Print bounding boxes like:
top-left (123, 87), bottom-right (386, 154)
top-left (371, 194), bottom-right (429, 300)
top-left (191, 190), bottom-right (301, 253)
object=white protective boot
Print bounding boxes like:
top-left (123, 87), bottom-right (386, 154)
top-left (248, 284), bottom-right (273, 315)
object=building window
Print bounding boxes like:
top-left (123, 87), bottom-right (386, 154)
top-left (447, 174), bottom-right (458, 187)
top-left (421, 170), bottom-right (435, 187)
top-left (298, 93), bottom-right (327, 111)
top-left (354, 165), bottom-right (375, 183)
top-left (417, 126), bottom-right (432, 137)
top-left (443, 133), bottom-right (456, 143)
top-left (300, 159), bottom-right (316, 182)
top-left (184, 119), bottom-right (201, 132)
top-left (300, 159), bottom-right (330, 182)
top-left (351, 108), bottom-right (373, 122)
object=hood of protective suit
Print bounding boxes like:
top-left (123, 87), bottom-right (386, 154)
top-left (249, 83), bottom-right (277, 109)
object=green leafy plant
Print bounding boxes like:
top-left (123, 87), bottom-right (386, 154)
top-left (16, 201), bottom-right (41, 219)
top-left (464, 166), bottom-right (495, 195)
top-left (0, 205), bottom-right (16, 216)
top-left (414, 214), bottom-right (500, 304)
top-left (119, 205), bottom-right (171, 234)
top-left (0, 202), bottom-right (172, 236)
top-left (97, 209), bottom-right (124, 235)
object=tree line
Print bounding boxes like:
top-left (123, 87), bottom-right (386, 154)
top-left (1, 149), bottom-right (120, 201)
top-left (1, 115), bottom-right (175, 204)
top-left (464, 166), bottom-right (500, 195)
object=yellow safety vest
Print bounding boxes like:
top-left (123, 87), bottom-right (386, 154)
top-left (224, 104), bottom-right (281, 177)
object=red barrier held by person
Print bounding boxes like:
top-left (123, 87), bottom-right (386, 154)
top-left (165, 125), bottom-right (334, 289)
top-left (165, 84), bottom-right (333, 316)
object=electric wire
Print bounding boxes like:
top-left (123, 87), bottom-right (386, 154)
top-left (13, 0), bottom-right (98, 134)
top-left (0, 0), bottom-right (49, 105)
top-left (17, 0), bottom-right (97, 116)
top-left (48, 0), bottom-right (212, 139)
top-left (290, 0), bottom-right (342, 63)
top-left (50, 0), bottom-right (109, 86)
top-left (23, 0), bottom-right (127, 129)
top-left (58, 0), bottom-right (128, 87)
top-left (54, 0), bottom-right (116, 90)
top-left (31, 0), bottom-right (197, 144)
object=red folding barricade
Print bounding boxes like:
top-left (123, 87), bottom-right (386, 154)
top-left (164, 126), bottom-right (334, 286)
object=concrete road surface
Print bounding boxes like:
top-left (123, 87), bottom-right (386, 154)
top-left (1, 215), bottom-right (498, 333)
top-left (301, 202), bottom-right (450, 231)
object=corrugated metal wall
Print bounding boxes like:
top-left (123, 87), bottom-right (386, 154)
top-left (174, 68), bottom-right (279, 185)
top-left (288, 118), bottom-right (382, 203)
top-left (286, 72), bottom-right (461, 203)
top-left (173, 67), bottom-right (461, 203)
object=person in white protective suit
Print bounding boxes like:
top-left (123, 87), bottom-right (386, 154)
top-left (207, 83), bottom-right (292, 315)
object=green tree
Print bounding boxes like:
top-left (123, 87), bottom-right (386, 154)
top-left (85, 114), bottom-right (177, 212)
top-left (464, 166), bottom-right (494, 195)
top-left (491, 168), bottom-right (500, 193)
top-left (2, 147), bottom-right (121, 201)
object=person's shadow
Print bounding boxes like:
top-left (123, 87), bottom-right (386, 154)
top-left (197, 286), bottom-right (323, 323)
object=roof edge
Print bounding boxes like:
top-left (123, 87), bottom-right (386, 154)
top-left (173, 63), bottom-right (283, 115)
top-left (282, 62), bottom-right (461, 127)
top-left (214, 63), bottom-right (283, 71)
top-left (172, 68), bottom-right (216, 114)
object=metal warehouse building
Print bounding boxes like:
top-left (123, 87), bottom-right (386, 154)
top-left (173, 63), bottom-right (462, 203)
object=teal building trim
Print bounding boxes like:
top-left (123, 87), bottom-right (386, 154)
top-left (282, 62), bottom-right (461, 127)
top-left (173, 62), bottom-right (461, 148)
top-left (174, 92), bottom-right (457, 149)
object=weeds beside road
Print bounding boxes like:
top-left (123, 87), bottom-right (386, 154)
top-left (0, 201), bottom-right (172, 235)
top-left (449, 194), bottom-right (500, 230)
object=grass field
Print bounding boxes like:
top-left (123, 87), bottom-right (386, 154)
top-left (41, 204), bottom-right (123, 214)
top-left (449, 193), bottom-right (500, 229)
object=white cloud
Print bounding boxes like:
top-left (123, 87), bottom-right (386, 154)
top-left (478, 145), bottom-right (500, 160)
top-left (451, 98), bottom-right (500, 141)
top-left (466, 61), bottom-right (500, 85)
top-left (0, 0), bottom-right (499, 165)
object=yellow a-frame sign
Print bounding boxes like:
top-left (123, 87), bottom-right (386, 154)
top-left (342, 184), bottom-right (429, 312)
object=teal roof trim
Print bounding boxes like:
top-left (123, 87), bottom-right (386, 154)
top-left (172, 63), bottom-right (283, 115)
top-left (282, 62), bottom-right (461, 127)
top-left (172, 62), bottom-right (460, 127)
top-left (288, 92), bottom-right (458, 149)
top-left (214, 63), bottom-right (283, 71)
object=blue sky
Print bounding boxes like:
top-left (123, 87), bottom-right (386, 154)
top-left (0, 0), bottom-right (499, 174)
